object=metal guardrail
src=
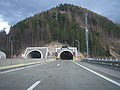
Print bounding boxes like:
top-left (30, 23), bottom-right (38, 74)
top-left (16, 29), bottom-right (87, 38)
top-left (81, 58), bottom-right (120, 67)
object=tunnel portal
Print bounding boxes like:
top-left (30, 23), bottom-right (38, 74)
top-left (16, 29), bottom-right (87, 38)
top-left (27, 51), bottom-right (42, 58)
top-left (60, 51), bottom-right (73, 60)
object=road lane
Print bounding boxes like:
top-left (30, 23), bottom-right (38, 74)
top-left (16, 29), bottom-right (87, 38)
top-left (0, 60), bottom-right (119, 90)
top-left (75, 60), bottom-right (120, 84)
top-left (35, 60), bottom-right (120, 90)
top-left (72, 61), bottom-right (120, 87)
top-left (0, 60), bottom-right (59, 90)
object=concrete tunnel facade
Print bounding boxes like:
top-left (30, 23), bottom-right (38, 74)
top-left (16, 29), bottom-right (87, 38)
top-left (55, 46), bottom-right (77, 60)
top-left (23, 47), bottom-right (48, 59)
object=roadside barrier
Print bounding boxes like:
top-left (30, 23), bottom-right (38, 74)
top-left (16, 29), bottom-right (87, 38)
top-left (81, 57), bottom-right (120, 67)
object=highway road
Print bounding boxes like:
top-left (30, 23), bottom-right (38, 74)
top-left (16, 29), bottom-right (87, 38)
top-left (0, 60), bottom-right (120, 90)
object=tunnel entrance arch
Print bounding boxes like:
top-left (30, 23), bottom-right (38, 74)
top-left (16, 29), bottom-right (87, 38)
top-left (25, 50), bottom-right (43, 59)
top-left (59, 50), bottom-right (73, 60)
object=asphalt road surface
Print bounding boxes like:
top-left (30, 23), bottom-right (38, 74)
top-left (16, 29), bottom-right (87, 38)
top-left (0, 60), bottom-right (120, 90)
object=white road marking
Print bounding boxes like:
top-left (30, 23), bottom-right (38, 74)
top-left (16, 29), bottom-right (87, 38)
top-left (0, 63), bottom-right (45, 75)
top-left (27, 81), bottom-right (40, 90)
top-left (72, 61), bottom-right (120, 87)
top-left (57, 64), bottom-right (60, 67)
top-left (0, 67), bottom-right (25, 74)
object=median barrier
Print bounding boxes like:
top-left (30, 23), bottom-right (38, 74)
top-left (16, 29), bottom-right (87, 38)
top-left (0, 58), bottom-right (55, 70)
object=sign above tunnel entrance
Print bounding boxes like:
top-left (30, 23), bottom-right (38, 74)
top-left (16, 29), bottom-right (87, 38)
top-left (55, 46), bottom-right (77, 60)
top-left (22, 47), bottom-right (48, 59)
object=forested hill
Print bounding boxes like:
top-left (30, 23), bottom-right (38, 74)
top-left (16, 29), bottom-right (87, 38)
top-left (6, 4), bottom-right (120, 57)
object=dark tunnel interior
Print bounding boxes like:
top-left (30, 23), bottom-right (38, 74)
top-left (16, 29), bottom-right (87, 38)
top-left (60, 51), bottom-right (73, 60)
top-left (27, 51), bottom-right (41, 58)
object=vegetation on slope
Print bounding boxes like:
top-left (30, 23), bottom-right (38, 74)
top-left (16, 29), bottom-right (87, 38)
top-left (1, 4), bottom-right (120, 57)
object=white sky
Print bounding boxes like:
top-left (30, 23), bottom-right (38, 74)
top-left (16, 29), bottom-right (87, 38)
top-left (0, 15), bottom-right (10, 34)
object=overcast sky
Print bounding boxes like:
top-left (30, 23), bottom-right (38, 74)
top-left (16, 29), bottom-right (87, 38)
top-left (0, 0), bottom-right (120, 33)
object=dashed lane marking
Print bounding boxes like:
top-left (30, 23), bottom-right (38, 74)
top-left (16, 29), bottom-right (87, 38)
top-left (57, 64), bottom-right (60, 67)
top-left (27, 81), bottom-right (41, 90)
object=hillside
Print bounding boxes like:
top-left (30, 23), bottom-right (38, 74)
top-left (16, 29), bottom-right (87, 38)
top-left (7, 4), bottom-right (120, 57)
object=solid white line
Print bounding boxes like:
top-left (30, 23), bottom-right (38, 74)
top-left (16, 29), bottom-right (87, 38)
top-left (27, 81), bottom-right (40, 90)
top-left (57, 64), bottom-right (60, 67)
top-left (72, 61), bottom-right (120, 87)
top-left (0, 67), bottom-right (25, 74)
top-left (0, 63), bottom-right (45, 75)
